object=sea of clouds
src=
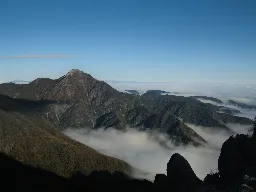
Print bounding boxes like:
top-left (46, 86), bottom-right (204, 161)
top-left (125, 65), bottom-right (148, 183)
top-left (63, 123), bottom-right (252, 181)
top-left (63, 82), bottom-right (256, 181)
top-left (107, 81), bottom-right (256, 106)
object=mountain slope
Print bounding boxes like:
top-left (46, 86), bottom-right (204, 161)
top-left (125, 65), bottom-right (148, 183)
top-left (1, 69), bottom-right (252, 146)
top-left (37, 70), bottom-right (205, 145)
top-left (0, 78), bottom-right (59, 100)
top-left (141, 91), bottom-right (253, 129)
top-left (0, 94), bottom-right (130, 177)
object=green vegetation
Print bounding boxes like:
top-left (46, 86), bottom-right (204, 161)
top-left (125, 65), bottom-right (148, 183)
top-left (0, 95), bottom-right (130, 177)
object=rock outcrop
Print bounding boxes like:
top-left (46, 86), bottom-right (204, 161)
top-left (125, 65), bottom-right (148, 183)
top-left (218, 133), bottom-right (256, 191)
top-left (167, 153), bottom-right (202, 192)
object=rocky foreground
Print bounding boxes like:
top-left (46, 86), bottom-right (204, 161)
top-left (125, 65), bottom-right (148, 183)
top-left (1, 125), bottom-right (256, 192)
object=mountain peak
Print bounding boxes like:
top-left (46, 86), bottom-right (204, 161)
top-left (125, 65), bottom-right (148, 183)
top-left (66, 69), bottom-right (84, 76)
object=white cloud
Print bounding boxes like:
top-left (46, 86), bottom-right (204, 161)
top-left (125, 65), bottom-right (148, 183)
top-left (63, 123), bottom-right (252, 181)
top-left (0, 55), bottom-right (74, 59)
top-left (62, 82), bottom-right (255, 182)
top-left (108, 82), bottom-right (256, 105)
top-left (198, 98), bottom-right (256, 120)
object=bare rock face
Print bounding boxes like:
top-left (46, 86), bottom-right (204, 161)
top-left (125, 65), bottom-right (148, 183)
top-left (204, 172), bottom-right (220, 186)
top-left (154, 174), bottom-right (169, 191)
top-left (40, 69), bottom-right (140, 130)
top-left (167, 153), bottom-right (201, 192)
top-left (38, 70), bottom-right (206, 145)
top-left (218, 134), bottom-right (256, 191)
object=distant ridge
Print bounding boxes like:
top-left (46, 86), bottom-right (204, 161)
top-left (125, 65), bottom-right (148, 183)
top-left (9, 79), bottom-right (31, 84)
top-left (0, 69), bottom-right (253, 146)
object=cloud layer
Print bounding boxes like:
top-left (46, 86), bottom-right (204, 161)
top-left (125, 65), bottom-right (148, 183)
top-left (62, 83), bottom-right (255, 181)
top-left (198, 98), bottom-right (256, 120)
top-left (63, 123), bottom-right (252, 181)
top-left (0, 55), bottom-right (74, 59)
top-left (107, 81), bottom-right (256, 106)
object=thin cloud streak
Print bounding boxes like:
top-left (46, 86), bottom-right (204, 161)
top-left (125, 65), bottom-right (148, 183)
top-left (0, 54), bottom-right (82, 59)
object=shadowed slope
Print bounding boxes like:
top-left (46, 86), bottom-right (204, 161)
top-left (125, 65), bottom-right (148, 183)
top-left (0, 94), bottom-right (130, 177)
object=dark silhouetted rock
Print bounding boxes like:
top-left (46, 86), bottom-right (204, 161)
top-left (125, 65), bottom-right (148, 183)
top-left (218, 133), bottom-right (256, 191)
top-left (154, 174), bottom-right (169, 190)
top-left (154, 174), bottom-right (168, 184)
top-left (204, 172), bottom-right (220, 186)
top-left (218, 135), bottom-right (247, 186)
top-left (167, 153), bottom-right (201, 192)
top-left (0, 152), bottom-right (154, 192)
top-left (253, 117), bottom-right (256, 137)
top-left (0, 152), bottom-right (71, 192)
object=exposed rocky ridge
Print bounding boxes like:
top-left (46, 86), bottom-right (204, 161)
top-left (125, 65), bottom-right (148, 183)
top-left (0, 70), bottom-right (204, 145)
top-left (41, 70), bottom-right (205, 145)
top-left (137, 110), bottom-right (205, 145)
top-left (141, 91), bottom-right (253, 129)
top-left (0, 69), bottom-right (253, 146)
top-left (0, 78), bottom-right (59, 100)
top-left (0, 94), bottom-right (130, 177)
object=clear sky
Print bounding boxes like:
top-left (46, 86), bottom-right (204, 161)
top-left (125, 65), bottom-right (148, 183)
top-left (1, 0), bottom-right (255, 84)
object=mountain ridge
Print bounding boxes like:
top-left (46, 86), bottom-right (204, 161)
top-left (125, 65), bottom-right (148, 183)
top-left (0, 69), bottom-right (253, 146)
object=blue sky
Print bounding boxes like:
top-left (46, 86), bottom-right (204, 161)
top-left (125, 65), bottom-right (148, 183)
top-left (0, 0), bottom-right (255, 84)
